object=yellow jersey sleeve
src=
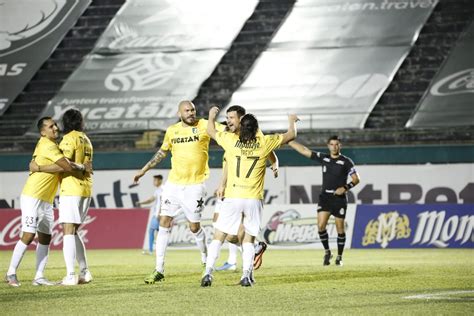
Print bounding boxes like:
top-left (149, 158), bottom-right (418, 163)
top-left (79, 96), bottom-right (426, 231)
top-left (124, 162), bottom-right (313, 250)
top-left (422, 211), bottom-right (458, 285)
top-left (160, 128), bottom-right (172, 152)
top-left (22, 137), bottom-right (62, 203)
top-left (59, 131), bottom-right (93, 197)
top-left (263, 134), bottom-right (283, 156)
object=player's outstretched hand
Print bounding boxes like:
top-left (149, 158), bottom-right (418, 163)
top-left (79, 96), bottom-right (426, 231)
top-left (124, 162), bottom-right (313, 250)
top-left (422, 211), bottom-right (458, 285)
top-left (133, 170), bottom-right (145, 184)
top-left (271, 166), bottom-right (279, 178)
top-left (288, 114), bottom-right (300, 122)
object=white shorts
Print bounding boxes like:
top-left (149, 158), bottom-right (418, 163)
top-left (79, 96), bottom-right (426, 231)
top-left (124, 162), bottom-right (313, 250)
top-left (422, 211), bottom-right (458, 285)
top-left (214, 198), bottom-right (263, 237)
top-left (160, 182), bottom-right (206, 223)
top-left (20, 195), bottom-right (54, 234)
top-left (214, 198), bottom-right (224, 214)
top-left (58, 196), bottom-right (91, 224)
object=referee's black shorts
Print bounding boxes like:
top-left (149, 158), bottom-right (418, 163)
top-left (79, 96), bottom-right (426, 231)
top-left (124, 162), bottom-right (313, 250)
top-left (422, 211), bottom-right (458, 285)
top-left (317, 193), bottom-right (348, 219)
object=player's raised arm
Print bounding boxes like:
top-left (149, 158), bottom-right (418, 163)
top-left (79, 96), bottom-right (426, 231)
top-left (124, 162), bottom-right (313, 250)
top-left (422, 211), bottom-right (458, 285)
top-left (207, 106), bottom-right (220, 140)
top-left (288, 141), bottom-right (313, 159)
top-left (280, 114), bottom-right (299, 145)
top-left (133, 149), bottom-right (168, 184)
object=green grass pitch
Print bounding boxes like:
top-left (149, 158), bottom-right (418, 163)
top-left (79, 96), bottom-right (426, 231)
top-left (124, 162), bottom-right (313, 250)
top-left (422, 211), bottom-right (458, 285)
top-left (1, 249), bottom-right (473, 314)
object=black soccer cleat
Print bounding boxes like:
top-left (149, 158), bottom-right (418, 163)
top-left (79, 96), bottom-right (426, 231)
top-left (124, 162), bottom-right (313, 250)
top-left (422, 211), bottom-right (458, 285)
top-left (323, 251), bottom-right (333, 266)
top-left (239, 277), bottom-right (252, 287)
top-left (201, 274), bottom-right (212, 287)
top-left (335, 255), bottom-right (343, 266)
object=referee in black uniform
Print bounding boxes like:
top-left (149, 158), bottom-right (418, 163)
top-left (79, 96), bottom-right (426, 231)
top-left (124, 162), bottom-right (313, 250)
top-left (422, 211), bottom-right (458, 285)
top-left (288, 136), bottom-right (360, 266)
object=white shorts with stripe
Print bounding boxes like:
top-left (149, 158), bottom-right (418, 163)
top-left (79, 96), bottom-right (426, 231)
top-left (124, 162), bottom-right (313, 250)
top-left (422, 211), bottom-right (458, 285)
top-left (20, 195), bottom-right (54, 234)
top-left (160, 182), bottom-right (206, 223)
top-left (58, 196), bottom-right (91, 224)
top-left (214, 198), bottom-right (263, 237)
top-left (213, 198), bottom-right (224, 214)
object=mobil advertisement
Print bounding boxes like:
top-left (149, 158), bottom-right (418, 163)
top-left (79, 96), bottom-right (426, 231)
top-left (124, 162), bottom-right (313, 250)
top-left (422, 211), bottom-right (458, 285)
top-left (352, 204), bottom-right (473, 248)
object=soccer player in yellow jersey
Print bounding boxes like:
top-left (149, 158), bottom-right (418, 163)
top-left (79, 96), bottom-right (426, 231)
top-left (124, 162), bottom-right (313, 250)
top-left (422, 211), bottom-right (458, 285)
top-left (5, 117), bottom-right (85, 287)
top-left (55, 109), bottom-right (94, 286)
top-left (133, 100), bottom-right (224, 284)
top-left (202, 106), bottom-right (299, 287)
top-left (214, 105), bottom-right (278, 273)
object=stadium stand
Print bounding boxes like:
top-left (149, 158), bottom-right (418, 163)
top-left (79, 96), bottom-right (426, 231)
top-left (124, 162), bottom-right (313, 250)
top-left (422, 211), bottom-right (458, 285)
top-left (0, 0), bottom-right (472, 153)
top-left (0, 0), bottom-right (131, 152)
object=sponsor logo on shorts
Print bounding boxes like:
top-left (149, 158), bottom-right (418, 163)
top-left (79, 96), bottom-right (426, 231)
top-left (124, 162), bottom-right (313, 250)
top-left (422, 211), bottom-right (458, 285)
top-left (339, 208), bottom-right (345, 215)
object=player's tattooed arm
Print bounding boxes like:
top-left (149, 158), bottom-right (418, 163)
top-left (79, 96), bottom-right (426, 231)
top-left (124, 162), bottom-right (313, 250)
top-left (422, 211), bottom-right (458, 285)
top-left (148, 150), bottom-right (167, 168)
top-left (133, 149), bottom-right (167, 184)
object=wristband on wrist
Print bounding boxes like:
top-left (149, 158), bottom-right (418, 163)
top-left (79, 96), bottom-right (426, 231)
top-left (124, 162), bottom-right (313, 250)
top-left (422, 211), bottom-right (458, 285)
top-left (344, 182), bottom-right (355, 191)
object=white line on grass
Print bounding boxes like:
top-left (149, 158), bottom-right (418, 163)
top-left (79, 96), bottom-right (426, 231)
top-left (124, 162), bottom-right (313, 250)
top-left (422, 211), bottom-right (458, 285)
top-left (404, 290), bottom-right (474, 300)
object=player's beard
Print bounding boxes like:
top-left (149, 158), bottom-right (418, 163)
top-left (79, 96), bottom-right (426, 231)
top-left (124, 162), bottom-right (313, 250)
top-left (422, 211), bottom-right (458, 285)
top-left (183, 116), bottom-right (196, 126)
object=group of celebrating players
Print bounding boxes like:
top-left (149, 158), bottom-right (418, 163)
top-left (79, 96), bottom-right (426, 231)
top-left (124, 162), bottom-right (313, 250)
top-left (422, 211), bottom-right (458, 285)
top-left (5, 100), bottom-right (359, 288)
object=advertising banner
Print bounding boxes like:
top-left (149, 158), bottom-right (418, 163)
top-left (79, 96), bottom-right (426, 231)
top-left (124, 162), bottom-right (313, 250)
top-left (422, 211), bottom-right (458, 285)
top-left (29, 0), bottom-right (258, 133)
top-left (271, 0), bottom-right (438, 48)
top-left (225, 46), bottom-right (409, 130)
top-left (221, 0), bottom-right (437, 130)
top-left (1, 164), bottom-right (472, 210)
top-left (0, 0), bottom-right (90, 115)
top-left (406, 21), bottom-right (474, 127)
top-left (142, 204), bottom-right (356, 250)
top-left (95, 0), bottom-right (258, 53)
top-left (29, 51), bottom-right (224, 133)
top-left (351, 204), bottom-right (473, 248)
top-left (0, 208), bottom-right (149, 250)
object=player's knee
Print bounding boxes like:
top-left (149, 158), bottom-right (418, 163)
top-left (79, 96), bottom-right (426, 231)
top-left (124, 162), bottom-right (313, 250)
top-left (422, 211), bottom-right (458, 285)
top-left (159, 216), bottom-right (172, 228)
top-left (20, 232), bottom-right (35, 245)
top-left (37, 232), bottom-right (51, 245)
top-left (226, 235), bottom-right (239, 244)
top-left (189, 223), bottom-right (200, 233)
top-left (318, 224), bottom-right (327, 232)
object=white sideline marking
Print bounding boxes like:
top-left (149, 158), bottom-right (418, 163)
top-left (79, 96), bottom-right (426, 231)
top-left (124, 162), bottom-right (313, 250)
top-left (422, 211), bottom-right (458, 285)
top-left (404, 290), bottom-right (474, 300)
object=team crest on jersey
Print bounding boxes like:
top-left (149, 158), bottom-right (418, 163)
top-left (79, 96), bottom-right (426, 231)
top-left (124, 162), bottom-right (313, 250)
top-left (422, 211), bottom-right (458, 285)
top-left (192, 127), bottom-right (198, 134)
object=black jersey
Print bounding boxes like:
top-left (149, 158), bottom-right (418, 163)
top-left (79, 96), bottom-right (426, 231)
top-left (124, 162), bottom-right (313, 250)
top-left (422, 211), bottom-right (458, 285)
top-left (310, 151), bottom-right (356, 193)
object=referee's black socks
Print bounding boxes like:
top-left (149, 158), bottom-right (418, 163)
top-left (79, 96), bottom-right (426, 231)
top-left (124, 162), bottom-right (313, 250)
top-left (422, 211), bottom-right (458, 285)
top-left (337, 233), bottom-right (346, 256)
top-left (318, 230), bottom-right (330, 252)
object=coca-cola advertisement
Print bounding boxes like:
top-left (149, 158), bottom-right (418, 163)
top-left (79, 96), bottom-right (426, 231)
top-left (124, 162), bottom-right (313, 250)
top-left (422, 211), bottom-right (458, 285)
top-left (0, 208), bottom-right (149, 250)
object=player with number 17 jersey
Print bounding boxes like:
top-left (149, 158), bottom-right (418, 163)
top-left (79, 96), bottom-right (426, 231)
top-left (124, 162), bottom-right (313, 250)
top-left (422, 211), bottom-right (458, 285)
top-left (215, 132), bottom-right (283, 199)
